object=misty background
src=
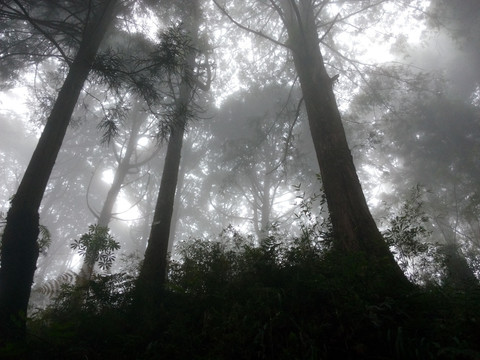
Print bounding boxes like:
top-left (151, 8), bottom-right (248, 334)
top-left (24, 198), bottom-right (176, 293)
top-left (0, 0), bottom-right (479, 305)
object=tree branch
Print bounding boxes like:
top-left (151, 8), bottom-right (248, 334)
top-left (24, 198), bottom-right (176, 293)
top-left (268, 0), bottom-right (287, 25)
top-left (288, 0), bottom-right (306, 41)
top-left (268, 96), bottom-right (303, 175)
top-left (10, 0), bottom-right (72, 65)
top-left (212, 0), bottom-right (290, 49)
top-left (86, 165), bottom-right (101, 219)
top-left (318, 13), bottom-right (339, 43)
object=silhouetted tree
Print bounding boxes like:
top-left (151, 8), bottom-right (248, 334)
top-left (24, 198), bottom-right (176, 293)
top-left (0, 0), bottom-right (119, 341)
top-left (214, 0), bottom-right (410, 287)
top-left (136, 0), bottom-right (211, 300)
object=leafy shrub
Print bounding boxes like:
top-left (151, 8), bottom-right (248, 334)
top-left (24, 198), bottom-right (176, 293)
top-left (71, 224), bottom-right (120, 271)
top-left (22, 204), bottom-right (480, 360)
top-left (383, 186), bottom-right (443, 284)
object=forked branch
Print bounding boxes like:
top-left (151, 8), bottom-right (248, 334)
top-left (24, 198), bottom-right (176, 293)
top-left (212, 0), bottom-right (290, 49)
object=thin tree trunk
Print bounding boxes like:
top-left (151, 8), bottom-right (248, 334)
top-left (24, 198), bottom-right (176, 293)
top-left (77, 105), bottom-right (146, 286)
top-left (279, 1), bottom-right (408, 285)
top-left (260, 170), bottom-right (272, 238)
top-left (0, 0), bottom-right (118, 341)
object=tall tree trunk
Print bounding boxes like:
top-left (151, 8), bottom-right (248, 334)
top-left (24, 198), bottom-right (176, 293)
top-left (137, 124), bottom-right (186, 288)
top-left (77, 105), bottom-right (146, 286)
top-left (136, 0), bottom-right (201, 299)
top-left (260, 170), bottom-right (272, 238)
top-left (0, 0), bottom-right (118, 341)
top-left (279, 1), bottom-right (408, 285)
top-left (167, 158), bottom-right (186, 255)
top-left (252, 169), bottom-right (272, 240)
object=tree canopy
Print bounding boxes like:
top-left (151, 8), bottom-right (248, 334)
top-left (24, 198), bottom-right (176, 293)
top-left (1, 0), bottom-right (480, 357)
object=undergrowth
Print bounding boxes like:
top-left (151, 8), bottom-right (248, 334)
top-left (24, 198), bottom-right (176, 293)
top-left (0, 226), bottom-right (477, 360)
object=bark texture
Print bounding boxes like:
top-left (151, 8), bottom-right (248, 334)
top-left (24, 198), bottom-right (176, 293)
top-left (0, 0), bottom-right (118, 341)
top-left (278, 0), bottom-right (408, 285)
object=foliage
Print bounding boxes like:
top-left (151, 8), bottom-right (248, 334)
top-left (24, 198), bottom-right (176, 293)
top-left (21, 272), bottom-right (136, 360)
top-left (96, 104), bottom-right (129, 145)
top-left (383, 186), bottom-right (443, 284)
top-left (71, 224), bottom-right (120, 271)
top-left (37, 224), bottom-right (52, 255)
top-left (33, 270), bottom-right (78, 299)
top-left (292, 182), bottom-right (333, 249)
top-left (22, 192), bottom-right (476, 359)
top-left (144, 227), bottom-right (480, 360)
top-left (14, 215), bottom-right (480, 360)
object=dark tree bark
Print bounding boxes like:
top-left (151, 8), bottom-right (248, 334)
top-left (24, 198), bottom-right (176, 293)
top-left (136, 0), bottom-right (203, 300)
top-left (442, 243), bottom-right (478, 289)
top-left (137, 124), bottom-right (186, 288)
top-left (167, 156), bottom-right (187, 254)
top-left (277, 1), bottom-right (409, 285)
top-left (0, 0), bottom-right (118, 341)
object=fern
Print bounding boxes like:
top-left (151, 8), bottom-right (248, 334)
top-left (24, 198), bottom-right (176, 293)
top-left (34, 270), bottom-right (78, 298)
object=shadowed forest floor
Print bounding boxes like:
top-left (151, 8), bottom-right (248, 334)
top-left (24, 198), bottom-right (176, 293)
top-left (2, 237), bottom-right (480, 360)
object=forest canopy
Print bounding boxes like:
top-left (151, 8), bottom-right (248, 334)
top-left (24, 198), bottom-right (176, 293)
top-left (0, 0), bottom-right (480, 358)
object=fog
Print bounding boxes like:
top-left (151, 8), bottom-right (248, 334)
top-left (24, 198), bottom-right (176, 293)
top-left (0, 0), bottom-right (478, 292)
top-left (0, 0), bottom-right (480, 356)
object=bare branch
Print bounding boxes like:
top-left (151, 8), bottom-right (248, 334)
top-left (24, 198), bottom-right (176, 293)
top-left (334, 0), bottom-right (388, 27)
top-left (318, 13), bottom-right (339, 43)
top-left (86, 165), bottom-right (101, 219)
top-left (128, 143), bottom-right (162, 168)
top-left (266, 75), bottom-right (301, 175)
top-left (268, 0), bottom-right (287, 25)
top-left (212, 0), bottom-right (290, 49)
top-left (268, 96), bottom-right (303, 175)
top-left (314, 0), bottom-right (330, 21)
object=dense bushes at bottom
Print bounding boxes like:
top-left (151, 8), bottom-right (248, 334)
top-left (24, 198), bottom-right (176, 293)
top-left (2, 234), bottom-right (480, 359)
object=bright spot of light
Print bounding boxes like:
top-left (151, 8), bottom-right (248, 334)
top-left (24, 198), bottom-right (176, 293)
top-left (102, 169), bottom-right (115, 185)
top-left (274, 191), bottom-right (296, 213)
top-left (0, 87), bottom-right (29, 115)
top-left (137, 136), bottom-right (150, 147)
top-left (71, 253), bottom-right (84, 272)
top-left (362, 164), bottom-right (391, 208)
top-left (102, 172), bottom-right (142, 222)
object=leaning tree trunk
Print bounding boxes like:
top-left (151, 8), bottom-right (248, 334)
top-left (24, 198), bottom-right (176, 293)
top-left (0, 0), bottom-right (118, 341)
top-left (77, 105), bottom-right (146, 286)
top-left (136, 0), bottom-right (202, 301)
top-left (279, 0), bottom-right (409, 286)
top-left (167, 157), bottom-right (187, 255)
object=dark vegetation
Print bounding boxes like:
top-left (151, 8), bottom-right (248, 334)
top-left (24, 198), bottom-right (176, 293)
top-left (1, 0), bottom-right (480, 358)
top-left (2, 203), bottom-right (480, 360)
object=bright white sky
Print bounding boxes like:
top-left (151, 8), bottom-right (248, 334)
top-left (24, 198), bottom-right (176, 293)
top-left (0, 0), bottom-right (431, 234)
top-left (0, 0), bottom-right (430, 130)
